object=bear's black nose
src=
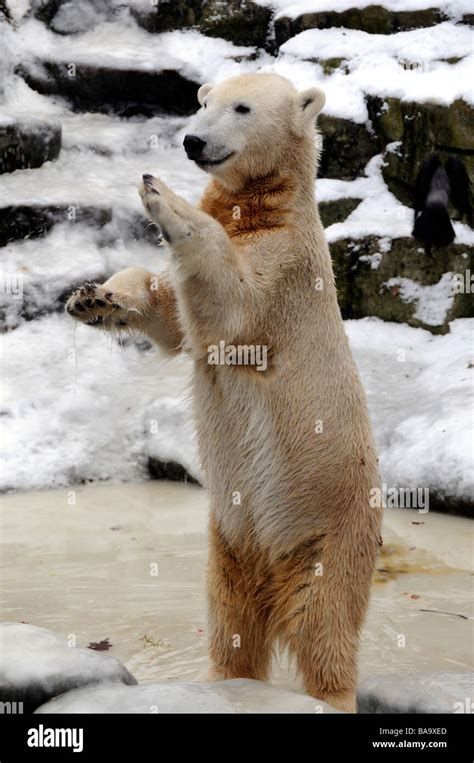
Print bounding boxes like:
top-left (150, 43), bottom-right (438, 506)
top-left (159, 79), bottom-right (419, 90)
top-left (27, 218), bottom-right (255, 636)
top-left (183, 135), bottom-right (207, 159)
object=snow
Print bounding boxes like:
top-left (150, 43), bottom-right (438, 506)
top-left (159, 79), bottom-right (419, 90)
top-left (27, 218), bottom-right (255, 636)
top-left (9, 18), bottom-right (262, 80)
top-left (1, 311), bottom-right (472, 502)
top-left (383, 273), bottom-right (456, 326)
top-left (0, 313), bottom-right (195, 491)
top-left (346, 317), bottom-right (474, 503)
top-left (280, 22), bottom-right (473, 62)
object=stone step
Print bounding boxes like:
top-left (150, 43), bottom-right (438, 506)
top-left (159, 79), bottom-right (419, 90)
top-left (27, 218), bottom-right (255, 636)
top-left (0, 204), bottom-right (159, 248)
top-left (0, 117), bottom-right (61, 174)
top-left (17, 61), bottom-right (200, 117)
top-left (274, 6), bottom-right (456, 47)
top-left (330, 236), bottom-right (474, 333)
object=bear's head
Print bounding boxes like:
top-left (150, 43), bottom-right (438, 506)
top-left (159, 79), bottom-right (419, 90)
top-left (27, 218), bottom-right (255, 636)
top-left (183, 73), bottom-right (325, 186)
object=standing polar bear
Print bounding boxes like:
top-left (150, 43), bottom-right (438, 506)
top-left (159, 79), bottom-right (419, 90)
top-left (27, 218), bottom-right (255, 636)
top-left (67, 73), bottom-right (382, 712)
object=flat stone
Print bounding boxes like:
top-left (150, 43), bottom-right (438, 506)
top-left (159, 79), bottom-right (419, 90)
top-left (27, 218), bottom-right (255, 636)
top-left (357, 672), bottom-right (474, 713)
top-left (0, 622), bottom-right (137, 713)
top-left (0, 117), bottom-right (61, 174)
top-left (35, 678), bottom-right (341, 713)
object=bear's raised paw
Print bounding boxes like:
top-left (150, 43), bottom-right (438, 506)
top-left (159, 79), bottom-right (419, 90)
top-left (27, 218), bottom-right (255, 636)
top-left (66, 281), bottom-right (130, 329)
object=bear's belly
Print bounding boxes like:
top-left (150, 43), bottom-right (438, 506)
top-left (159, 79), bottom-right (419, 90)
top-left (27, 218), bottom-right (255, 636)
top-left (193, 367), bottom-right (280, 547)
top-left (191, 363), bottom-right (373, 556)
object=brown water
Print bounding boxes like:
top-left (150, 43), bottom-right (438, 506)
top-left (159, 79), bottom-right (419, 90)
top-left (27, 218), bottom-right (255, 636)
top-left (0, 482), bottom-right (472, 690)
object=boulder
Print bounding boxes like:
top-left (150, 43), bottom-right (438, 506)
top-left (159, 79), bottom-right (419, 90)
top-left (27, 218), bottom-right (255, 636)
top-left (17, 61), bottom-right (200, 117)
top-left (330, 236), bottom-right (474, 333)
top-left (35, 678), bottom-right (341, 713)
top-left (0, 622), bottom-right (137, 713)
top-left (274, 6), bottom-right (447, 47)
top-left (0, 117), bottom-right (61, 174)
top-left (358, 672), bottom-right (474, 714)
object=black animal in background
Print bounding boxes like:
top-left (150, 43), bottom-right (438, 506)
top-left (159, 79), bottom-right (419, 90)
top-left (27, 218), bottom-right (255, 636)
top-left (413, 154), bottom-right (471, 257)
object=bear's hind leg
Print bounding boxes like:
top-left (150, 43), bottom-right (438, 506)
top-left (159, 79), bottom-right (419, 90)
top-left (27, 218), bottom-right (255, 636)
top-left (207, 517), bottom-right (273, 682)
top-left (272, 532), bottom-right (376, 713)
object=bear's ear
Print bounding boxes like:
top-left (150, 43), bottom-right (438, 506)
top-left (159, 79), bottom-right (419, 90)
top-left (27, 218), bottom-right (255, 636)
top-left (197, 82), bottom-right (214, 106)
top-left (296, 87), bottom-right (326, 131)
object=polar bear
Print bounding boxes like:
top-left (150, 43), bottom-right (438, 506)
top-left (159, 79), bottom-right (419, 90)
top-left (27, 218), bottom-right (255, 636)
top-left (66, 73), bottom-right (382, 712)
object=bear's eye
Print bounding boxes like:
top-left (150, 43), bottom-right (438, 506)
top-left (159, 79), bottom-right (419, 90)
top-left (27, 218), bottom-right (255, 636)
top-left (235, 104), bottom-right (251, 114)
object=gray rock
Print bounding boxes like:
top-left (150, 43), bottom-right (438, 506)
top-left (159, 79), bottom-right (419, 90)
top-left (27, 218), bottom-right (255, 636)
top-left (0, 117), bottom-right (61, 174)
top-left (358, 672), bottom-right (474, 714)
top-left (0, 622), bottom-right (137, 713)
top-left (35, 678), bottom-right (341, 714)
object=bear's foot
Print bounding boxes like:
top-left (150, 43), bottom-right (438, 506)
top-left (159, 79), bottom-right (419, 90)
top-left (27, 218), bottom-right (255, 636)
top-left (66, 281), bottom-right (133, 330)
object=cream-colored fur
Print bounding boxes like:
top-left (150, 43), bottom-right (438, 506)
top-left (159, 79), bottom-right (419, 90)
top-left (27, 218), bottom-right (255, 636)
top-left (66, 73), bottom-right (382, 713)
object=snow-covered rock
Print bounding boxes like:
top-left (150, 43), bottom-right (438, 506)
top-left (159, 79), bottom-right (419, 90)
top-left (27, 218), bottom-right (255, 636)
top-left (357, 672), bottom-right (474, 713)
top-left (0, 117), bottom-right (61, 174)
top-left (0, 622), bottom-right (137, 712)
top-left (35, 678), bottom-right (341, 713)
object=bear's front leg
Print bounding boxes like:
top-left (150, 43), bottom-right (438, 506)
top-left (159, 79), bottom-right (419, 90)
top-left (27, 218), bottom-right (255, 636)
top-left (66, 267), bottom-right (183, 353)
top-left (139, 174), bottom-right (251, 341)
